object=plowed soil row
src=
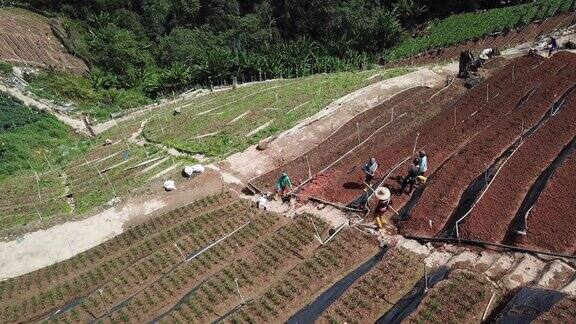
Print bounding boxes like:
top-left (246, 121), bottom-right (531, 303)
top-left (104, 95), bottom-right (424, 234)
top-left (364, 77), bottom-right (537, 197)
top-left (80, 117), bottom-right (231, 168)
top-left (317, 247), bottom-right (424, 323)
top-left (400, 51), bottom-right (576, 237)
top-left (534, 296), bottom-right (576, 323)
top-left (307, 55), bottom-right (543, 206)
top-left (251, 87), bottom-right (425, 192)
top-left (459, 82), bottom-right (576, 247)
top-left (0, 193), bottom-right (237, 303)
top-left (386, 13), bottom-right (575, 68)
top-left (62, 213), bottom-right (309, 323)
top-left (0, 9), bottom-right (87, 73)
top-left (199, 229), bottom-right (380, 323)
top-left (514, 154), bottom-right (575, 254)
top-left (300, 80), bottom-right (467, 204)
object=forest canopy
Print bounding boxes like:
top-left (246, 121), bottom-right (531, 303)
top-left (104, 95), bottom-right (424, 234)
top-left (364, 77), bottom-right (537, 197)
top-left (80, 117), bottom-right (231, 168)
top-left (5, 1), bottom-right (525, 99)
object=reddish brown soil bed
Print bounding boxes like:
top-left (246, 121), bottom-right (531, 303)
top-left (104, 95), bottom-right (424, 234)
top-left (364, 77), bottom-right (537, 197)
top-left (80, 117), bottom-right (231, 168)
top-left (459, 73), bottom-right (576, 246)
top-left (193, 228), bottom-right (381, 323)
top-left (301, 79), bottom-right (467, 204)
top-left (306, 55), bottom-right (544, 206)
top-left (251, 87), bottom-right (425, 192)
top-left (399, 52), bottom-right (576, 237)
top-left (513, 154), bottom-right (576, 255)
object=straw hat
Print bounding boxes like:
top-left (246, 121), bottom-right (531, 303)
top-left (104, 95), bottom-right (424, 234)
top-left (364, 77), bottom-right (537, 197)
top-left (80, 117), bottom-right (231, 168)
top-left (375, 187), bottom-right (391, 201)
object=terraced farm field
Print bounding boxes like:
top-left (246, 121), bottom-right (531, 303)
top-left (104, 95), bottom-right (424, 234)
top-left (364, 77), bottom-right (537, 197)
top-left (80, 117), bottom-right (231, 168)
top-left (143, 68), bottom-right (408, 158)
top-left (0, 137), bottom-right (177, 237)
top-left (268, 51), bottom-right (576, 256)
top-left (0, 8), bottom-right (87, 73)
top-left (0, 192), bottom-right (383, 322)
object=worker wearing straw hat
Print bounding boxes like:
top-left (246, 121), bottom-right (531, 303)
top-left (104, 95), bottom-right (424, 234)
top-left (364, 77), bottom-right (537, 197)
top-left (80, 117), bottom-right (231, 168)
top-left (375, 187), bottom-right (392, 214)
top-left (374, 186), bottom-right (392, 229)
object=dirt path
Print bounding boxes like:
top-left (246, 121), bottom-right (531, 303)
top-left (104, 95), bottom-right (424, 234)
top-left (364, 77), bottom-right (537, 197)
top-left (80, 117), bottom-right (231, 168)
top-left (0, 170), bottom-right (225, 279)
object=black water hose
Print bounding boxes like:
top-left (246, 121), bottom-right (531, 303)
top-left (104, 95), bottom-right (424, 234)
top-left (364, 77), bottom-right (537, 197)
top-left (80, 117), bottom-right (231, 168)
top-left (404, 235), bottom-right (576, 260)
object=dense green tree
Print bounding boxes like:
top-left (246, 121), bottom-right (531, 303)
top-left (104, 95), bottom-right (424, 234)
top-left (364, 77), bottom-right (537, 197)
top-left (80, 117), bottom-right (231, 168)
top-left (201, 0), bottom-right (240, 32)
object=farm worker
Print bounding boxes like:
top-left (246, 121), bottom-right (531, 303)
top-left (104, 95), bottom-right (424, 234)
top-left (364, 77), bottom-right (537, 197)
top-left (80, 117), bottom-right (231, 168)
top-left (549, 37), bottom-right (558, 57)
top-left (276, 172), bottom-right (293, 196)
top-left (362, 158), bottom-right (378, 185)
top-left (374, 186), bottom-right (392, 229)
top-left (418, 150), bottom-right (428, 175)
top-left (400, 158), bottom-right (420, 195)
top-left (375, 187), bottom-right (392, 214)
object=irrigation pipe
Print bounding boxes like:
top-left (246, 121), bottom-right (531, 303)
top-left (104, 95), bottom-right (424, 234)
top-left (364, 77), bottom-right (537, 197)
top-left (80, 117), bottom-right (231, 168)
top-left (454, 138), bottom-right (525, 238)
top-left (367, 155), bottom-right (412, 201)
top-left (310, 218), bottom-right (324, 244)
top-left (295, 194), bottom-right (365, 213)
top-left (454, 114), bottom-right (554, 237)
top-left (404, 235), bottom-right (576, 260)
top-left (322, 220), bottom-right (350, 245)
top-left (186, 220), bottom-right (252, 262)
top-left (483, 292), bottom-right (497, 321)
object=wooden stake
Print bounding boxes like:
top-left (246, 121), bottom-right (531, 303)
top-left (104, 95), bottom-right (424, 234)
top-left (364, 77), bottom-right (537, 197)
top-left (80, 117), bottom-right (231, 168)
top-left (42, 152), bottom-right (52, 170)
top-left (175, 243), bottom-right (186, 262)
top-left (424, 263), bottom-right (429, 292)
top-left (306, 155), bottom-right (312, 179)
top-left (482, 293), bottom-right (496, 321)
top-left (412, 133), bottom-right (420, 156)
top-left (30, 197), bottom-right (42, 221)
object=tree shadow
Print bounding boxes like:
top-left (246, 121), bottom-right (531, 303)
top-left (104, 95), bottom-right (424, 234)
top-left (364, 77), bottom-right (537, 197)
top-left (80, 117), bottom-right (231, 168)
top-left (343, 182), bottom-right (364, 190)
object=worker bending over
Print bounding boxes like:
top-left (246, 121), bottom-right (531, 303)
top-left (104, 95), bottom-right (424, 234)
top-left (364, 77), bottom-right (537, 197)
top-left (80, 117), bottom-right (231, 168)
top-left (400, 158), bottom-right (420, 195)
top-left (363, 158), bottom-right (378, 185)
top-left (276, 172), bottom-right (293, 196)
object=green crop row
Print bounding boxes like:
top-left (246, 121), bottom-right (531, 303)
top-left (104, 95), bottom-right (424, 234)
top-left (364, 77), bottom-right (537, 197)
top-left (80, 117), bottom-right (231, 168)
top-left (388, 0), bottom-right (576, 61)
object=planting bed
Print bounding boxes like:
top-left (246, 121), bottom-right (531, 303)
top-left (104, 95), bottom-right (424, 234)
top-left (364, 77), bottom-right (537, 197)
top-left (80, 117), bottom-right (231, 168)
top-left (317, 247), bottom-right (424, 323)
top-left (0, 193), bottom-right (254, 322)
top-left (0, 8), bottom-right (87, 73)
top-left (144, 69), bottom-right (407, 158)
top-left (305, 55), bottom-right (542, 206)
top-left (171, 228), bottom-right (380, 323)
top-left (400, 51), bottom-right (576, 237)
top-left (458, 70), bottom-right (576, 247)
top-left (514, 154), bottom-right (576, 254)
top-left (251, 86), bottom-right (426, 192)
top-left (534, 296), bottom-right (576, 323)
top-left (403, 269), bottom-right (497, 324)
top-left (300, 78), bottom-right (467, 204)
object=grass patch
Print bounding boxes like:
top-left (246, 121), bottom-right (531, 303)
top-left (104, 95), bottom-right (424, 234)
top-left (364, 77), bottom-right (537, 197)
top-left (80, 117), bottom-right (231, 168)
top-left (0, 92), bottom-right (88, 180)
top-left (144, 68), bottom-right (409, 158)
top-left (26, 70), bottom-right (151, 122)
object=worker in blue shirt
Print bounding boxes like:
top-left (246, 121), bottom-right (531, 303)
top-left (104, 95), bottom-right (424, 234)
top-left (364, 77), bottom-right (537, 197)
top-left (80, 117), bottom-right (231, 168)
top-left (363, 158), bottom-right (378, 185)
top-left (418, 150), bottom-right (428, 175)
